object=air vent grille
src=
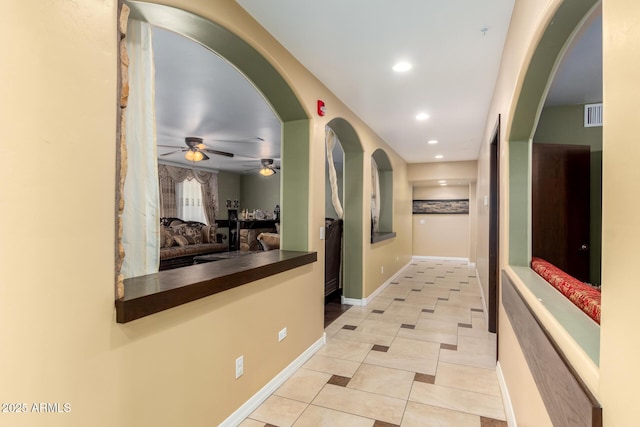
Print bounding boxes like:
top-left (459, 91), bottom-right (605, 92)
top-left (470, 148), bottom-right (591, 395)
top-left (584, 103), bottom-right (603, 127)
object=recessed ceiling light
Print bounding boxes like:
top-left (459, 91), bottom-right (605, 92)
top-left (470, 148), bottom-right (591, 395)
top-left (435, 154), bottom-right (444, 159)
top-left (438, 180), bottom-right (446, 184)
top-left (427, 140), bottom-right (438, 145)
top-left (416, 113), bottom-right (429, 121)
top-left (440, 183), bottom-right (447, 186)
top-left (392, 61), bottom-right (412, 72)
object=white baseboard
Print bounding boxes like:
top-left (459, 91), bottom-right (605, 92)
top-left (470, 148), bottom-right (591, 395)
top-left (412, 255), bottom-right (470, 262)
top-left (341, 296), bottom-right (366, 306)
top-left (476, 267), bottom-right (489, 326)
top-left (496, 361), bottom-right (517, 427)
top-left (341, 260), bottom-right (412, 307)
top-left (219, 333), bottom-right (326, 427)
top-left (468, 262), bottom-right (476, 268)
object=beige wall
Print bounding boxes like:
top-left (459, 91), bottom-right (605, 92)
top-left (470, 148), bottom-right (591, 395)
top-left (0, 1), bottom-right (412, 426)
top-left (599, 0), bottom-right (640, 424)
top-left (412, 186), bottom-right (470, 258)
top-left (408, 160), bottom-right (477, 185)
top-left (475, 0), bottom-right (563, 425)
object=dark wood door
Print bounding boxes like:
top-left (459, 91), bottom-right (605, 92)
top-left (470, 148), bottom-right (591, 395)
top-left (532, 143), bottom-right (590, 282)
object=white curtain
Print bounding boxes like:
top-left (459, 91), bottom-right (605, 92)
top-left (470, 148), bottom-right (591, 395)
top-left (158, 164), bottom-right (219, 223)
top-left (371, 157), bottom-right (381, 233)
top-left (176, 178), bottom-right (208, 224)
top-left (325, 127), bottom-right (344, 219)
top-left (122, 20), bottom-right (160, 278)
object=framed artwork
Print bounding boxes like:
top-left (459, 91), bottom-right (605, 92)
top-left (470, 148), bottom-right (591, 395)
top-left (412, 199), bottom-right (469, 214)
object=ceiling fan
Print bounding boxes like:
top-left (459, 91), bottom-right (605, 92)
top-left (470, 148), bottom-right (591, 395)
top-left (158, 137), bottom-right (234, 162)
top-left (244, 158), bottom-right (280, 176)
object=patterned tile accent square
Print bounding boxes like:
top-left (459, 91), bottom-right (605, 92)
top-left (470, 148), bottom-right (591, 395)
top-left (471, 308), bottom-right (484, 312)
top-left (373, 420), bottom-right (400, 427)
top-left (394, 298), bottom-right (406, 301)
top-left (481, 416), bottom-right (509, 427)
top-left (458, 323), bottom-right (473, 328)
top-left (414, 373), bottom-right (436, 384)
top-left (343, 324), bottom-right (358, 330)
top-left (422, 308), bottom-right (435, 313)
top-left (400, 323), bottom-right (416, 329)
top-left (372, 344), bottom-right (389, 352)
top-left (328, 374), bottom-right (351, 387)
top-left (411, 289), bottom-right (421, 292)
top-left (441, 343), bottom-right (458, 351)
top-left (372, 309), bottom-right (385, 314)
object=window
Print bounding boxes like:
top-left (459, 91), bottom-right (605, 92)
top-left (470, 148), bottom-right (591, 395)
top-left (176, 178), bottom-right (208, 224)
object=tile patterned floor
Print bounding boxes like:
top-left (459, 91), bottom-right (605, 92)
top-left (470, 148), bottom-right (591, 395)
top-left (239, 259), bottom-right (506, 427)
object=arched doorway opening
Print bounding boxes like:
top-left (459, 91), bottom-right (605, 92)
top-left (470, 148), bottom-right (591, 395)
top-left (326, 118), bottom-right (364, 300)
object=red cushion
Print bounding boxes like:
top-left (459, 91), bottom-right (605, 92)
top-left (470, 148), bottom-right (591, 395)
top-left (531, 257), bottom-right (601, 324)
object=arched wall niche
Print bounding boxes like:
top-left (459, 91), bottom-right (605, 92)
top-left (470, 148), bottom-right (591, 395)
top-left (117, 1), bottom-right (310, 293)
top-left (372, 148), bottom-right (393, 235)
top-left (326, 117), bottom-right (364, 299)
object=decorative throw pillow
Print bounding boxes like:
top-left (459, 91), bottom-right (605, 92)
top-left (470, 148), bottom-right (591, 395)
top-left (258, 232), bottom-right (280, 251)
top-left (201, 225), bottom-right (217, 243)
top-left (173, 234), bottom-right (189, 247)
top-left (160, 227), bottom-right (175, 248)
top-left (182, 224), bottom-right (203, 244)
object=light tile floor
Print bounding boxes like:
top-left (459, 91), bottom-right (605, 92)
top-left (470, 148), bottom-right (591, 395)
top-left (239, 259), bottom-right (507, 427)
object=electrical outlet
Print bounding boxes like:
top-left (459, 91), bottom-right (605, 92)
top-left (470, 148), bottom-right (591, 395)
top-left (320, 226), bottom-right (325, 240)
top-left (381, 266), bottom-right (384, 274)
top-left (396, 256), bottom-right (399, 262)
top-left (235, 356), bottom-right (244, 379)
top-left (278, 327), bottom-right (287, 342)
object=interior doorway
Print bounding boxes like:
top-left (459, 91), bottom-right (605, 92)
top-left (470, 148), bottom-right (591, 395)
top-left (489, 116), bottom-right (500, 334)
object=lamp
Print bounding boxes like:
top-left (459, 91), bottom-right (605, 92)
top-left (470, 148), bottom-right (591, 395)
top-left (259, 167), bottom-right (275, 176)
top-left (185, 149), bottom-right (204, 162)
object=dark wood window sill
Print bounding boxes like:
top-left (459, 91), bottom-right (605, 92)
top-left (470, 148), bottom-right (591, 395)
top-left (116, 250), bottom-right (317, 323)
top-left (371, 231), bottom-right (396, 244)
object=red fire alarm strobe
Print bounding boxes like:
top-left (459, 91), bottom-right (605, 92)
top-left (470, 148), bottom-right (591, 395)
top-left (317, 100), bottom-right (326, 116)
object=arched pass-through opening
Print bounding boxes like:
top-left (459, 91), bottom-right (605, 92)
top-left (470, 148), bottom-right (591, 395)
top-left (125, 1), bottom-right (309, 252)
top-left (116, 2), bottom-right (311, 320)
top-left (326, 118), bottom-right (364, 300)
top-left (506, 0), bottom-right (601, 391)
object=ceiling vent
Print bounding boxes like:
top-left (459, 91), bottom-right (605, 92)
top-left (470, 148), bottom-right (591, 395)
top-left (584, 103), bottom-right (603, 127)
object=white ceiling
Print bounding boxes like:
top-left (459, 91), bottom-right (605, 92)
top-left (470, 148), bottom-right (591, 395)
top-left (151, 2), bottom-right (601, 174)
top-left (153, 26), bottom-right (282, 173)
top-left (236, 0), bottom-right (515, 164)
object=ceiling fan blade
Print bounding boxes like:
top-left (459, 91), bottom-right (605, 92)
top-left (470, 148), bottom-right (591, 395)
top-left (158, 144), bottom-right (183, 148)
top-left (209, 137), bottom-right (265, 144)
top-left (202, 148), bottom-right (234, 158)
top-left (159, 149), bottom-right (184, 156)
top-left (200, 152), bottom-right (210, 161)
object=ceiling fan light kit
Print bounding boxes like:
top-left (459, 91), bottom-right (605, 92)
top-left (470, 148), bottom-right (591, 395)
top-left (259, 167), bottom-right (275, 176)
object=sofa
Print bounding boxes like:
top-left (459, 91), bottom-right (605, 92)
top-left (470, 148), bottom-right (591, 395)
top-left (159, 218), bottom-right (228, 270)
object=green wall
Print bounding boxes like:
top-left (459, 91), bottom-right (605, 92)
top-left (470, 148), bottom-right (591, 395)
top-left (240, 172), bottom-right (281, 214)
top-left (217, 170), bottom-right (281, 240)
top-left (533, 104), bottom-right (602, 285)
